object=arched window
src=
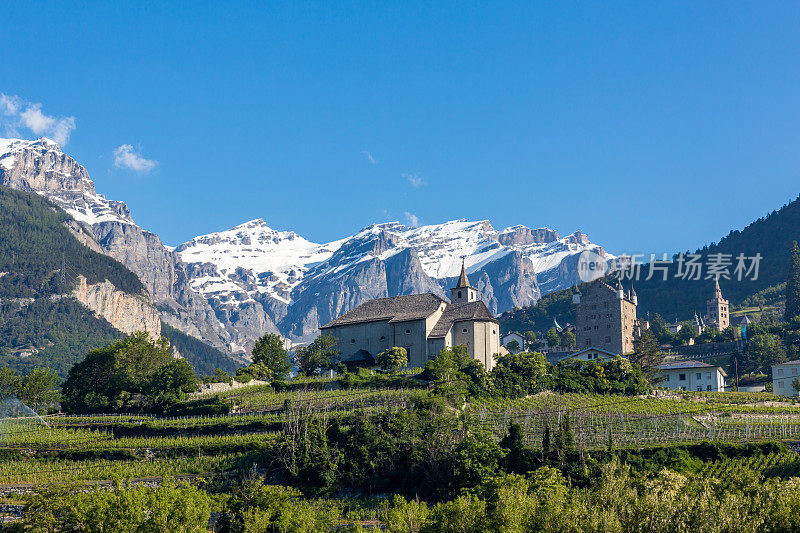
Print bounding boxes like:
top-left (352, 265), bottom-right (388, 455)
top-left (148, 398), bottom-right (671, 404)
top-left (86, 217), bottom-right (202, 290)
top-left (458, 290), bottom-right (462, 299)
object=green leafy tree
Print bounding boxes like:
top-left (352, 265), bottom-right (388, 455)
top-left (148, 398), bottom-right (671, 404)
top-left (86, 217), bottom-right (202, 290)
top-left (0, 367), bottom-right (21, 398)
top-left (490, 351), bottom-right (549, 398)
top-left (18, 367), bottom-right (60, 413)
top-left (786, 241), bottom-right (800, 321)
top-left (294, 334), bottom-right (339, 376)
top-left (744, 333), bottom-right (786, 375)
top-left (545, 327), bottom-right (560, 348)
top-left (505, 340), bottom-right (521, 353)
top-left (377, 346), bottom-right (408, 373)
top-left (143, 359), bottom-right (198, 409)
top-left (561, 331), bottom-right (576, 349)
top-left (61, 332), bottom-right (195, 413)
top-left (250, 332), bottom-right (292, 381)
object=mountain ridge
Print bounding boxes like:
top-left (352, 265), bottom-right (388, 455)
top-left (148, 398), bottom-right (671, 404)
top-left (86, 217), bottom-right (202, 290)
top-left (0, 136), bottom-right (612, 354)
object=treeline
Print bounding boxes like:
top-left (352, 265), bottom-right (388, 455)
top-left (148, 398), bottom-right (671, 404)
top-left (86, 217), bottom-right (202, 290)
top-left (0, 185), bottom-right (144, 298)
top-left (0, 298), bottom-right (122, 377)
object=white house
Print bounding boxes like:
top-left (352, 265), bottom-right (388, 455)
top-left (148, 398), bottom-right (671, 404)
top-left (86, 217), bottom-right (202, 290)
top-left (772, 360), bottom-right (800, 397)
top-left (501, 331), bottom-right (525, 352)
top-left (657, 360), bottom-right (726, 392)
top-left (565, 347), bottom-right (623, 363)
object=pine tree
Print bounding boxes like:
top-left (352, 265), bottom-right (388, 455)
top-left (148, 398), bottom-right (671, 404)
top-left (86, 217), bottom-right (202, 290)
top-left (786, 241), bottom-right (800, 321)
top-left (542, 422), bottom-right (551, 462)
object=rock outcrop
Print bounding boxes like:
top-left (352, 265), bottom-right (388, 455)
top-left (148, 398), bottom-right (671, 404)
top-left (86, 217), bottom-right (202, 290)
top-left (73, 276), bottom-right (161, 337)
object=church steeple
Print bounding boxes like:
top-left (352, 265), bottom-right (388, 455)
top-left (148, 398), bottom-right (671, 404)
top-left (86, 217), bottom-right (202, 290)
top-left (451, 259), bottom-right (477, 304)
top-left (456, 260), bottom-right (472, 289)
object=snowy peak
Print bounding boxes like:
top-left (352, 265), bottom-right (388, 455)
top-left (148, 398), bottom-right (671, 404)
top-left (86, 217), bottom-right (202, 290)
top-left (176, 219), bottom-right (341, 304)
top-left (0, 137), bottom-right (135, 227)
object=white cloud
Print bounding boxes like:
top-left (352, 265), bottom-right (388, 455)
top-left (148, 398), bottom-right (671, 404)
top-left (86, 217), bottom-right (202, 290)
top-left (0, 94), bottom-right (21, 116)
top-left (361, 150), bottom-right (377, 164)
top-left (113, 144), bottom-right (158, 174)
top-left (404, 211), bottom-right (420, 227)
top-left (403, 172), bottom-right (424, 188)
top-left (0, 93), bottom-right (76, 145)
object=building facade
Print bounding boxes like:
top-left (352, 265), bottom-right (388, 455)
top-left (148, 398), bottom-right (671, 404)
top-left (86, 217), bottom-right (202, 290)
top-left (772, 360), bottom-right (800, 397)
top-left (320, 263), bottom-right (501, 370)
top-left (657, 360), bottom-right (726, 392)
top-left (500, 331), bottom-right (525, 353)
top-left (706, 280), bottom-right (730, 331)
top-left (574, 280), bottom-right (638, 355)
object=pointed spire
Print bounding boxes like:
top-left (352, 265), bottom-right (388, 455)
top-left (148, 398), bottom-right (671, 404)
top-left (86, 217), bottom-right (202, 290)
top-left (456, 258), bottom-right (472, 288)
top-left (714, 279), bottom-right (723, 299)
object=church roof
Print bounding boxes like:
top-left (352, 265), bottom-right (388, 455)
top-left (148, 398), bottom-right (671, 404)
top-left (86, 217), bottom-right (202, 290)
top-left (455, 261), bottom-right (472, 289)
top-left (428, 301), bottom-right (499, 338)
top-left (320, 293), bottom-right (446, 328)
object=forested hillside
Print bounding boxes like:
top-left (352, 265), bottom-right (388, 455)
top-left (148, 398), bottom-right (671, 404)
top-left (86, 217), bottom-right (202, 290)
top-left (501, 194), bottom-right (800, 334)
top-left (0, 186), bottom-right (237, 377)
top-left (634, 194), bottom-right (800, 320)
top-left (161, 322), bottom-right (241, 376)
top-left (0, 186), bottom-right (145, 298)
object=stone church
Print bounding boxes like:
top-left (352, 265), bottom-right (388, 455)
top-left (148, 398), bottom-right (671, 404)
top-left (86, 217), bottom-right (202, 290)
top-left (320, 263), bottom-right (501, 370)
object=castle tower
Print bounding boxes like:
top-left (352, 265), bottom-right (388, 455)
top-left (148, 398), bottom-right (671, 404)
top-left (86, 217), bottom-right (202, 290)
top-left (706, 279), bottom-right (729, 331)
top-left (451, 260), bottom-right (477, 304)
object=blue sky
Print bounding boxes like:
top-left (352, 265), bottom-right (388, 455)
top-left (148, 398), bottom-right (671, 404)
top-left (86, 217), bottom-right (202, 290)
top-left (1, 1), bottom-right (798, 254)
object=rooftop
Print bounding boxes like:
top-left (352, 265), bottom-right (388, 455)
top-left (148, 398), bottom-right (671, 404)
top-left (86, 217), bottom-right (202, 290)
top-left (658, 360), bottom-right (718, 370)
top-left (320, 293), bottom-right (446, 328)
top-left (429, 301), bottom-right (499, 338)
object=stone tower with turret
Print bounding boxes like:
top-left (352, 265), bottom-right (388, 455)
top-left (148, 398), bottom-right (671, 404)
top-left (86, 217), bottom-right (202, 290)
top-left (706, 280), bottom-right (729, 331)
top-left (575, 279), bottom-right (638, 355)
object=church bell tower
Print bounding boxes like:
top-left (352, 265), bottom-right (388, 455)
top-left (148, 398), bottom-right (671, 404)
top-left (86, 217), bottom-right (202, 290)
top-left (451, 260), bottom-right (477, 304)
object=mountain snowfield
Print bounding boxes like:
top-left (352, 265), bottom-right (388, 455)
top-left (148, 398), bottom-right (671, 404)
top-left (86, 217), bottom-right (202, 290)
top-left (0, 138), bottom-right (136, 227)
top-left (0, 136), bottom-right (611, 354)
top-left (175, 217), bottom-right (609, 340)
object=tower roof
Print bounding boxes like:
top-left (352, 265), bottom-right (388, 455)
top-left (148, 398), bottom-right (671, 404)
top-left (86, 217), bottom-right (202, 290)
top-left (713, 279), bottom-right (724, 299)
top-left (455, 260), bottom-right (472, 289)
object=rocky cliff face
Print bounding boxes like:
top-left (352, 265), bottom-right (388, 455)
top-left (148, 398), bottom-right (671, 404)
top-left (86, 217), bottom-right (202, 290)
top-left (0, 136), bottom-right (613, 355)
top-left (0, 137), bottom-right (234, 353)
top-left (73, 276), bottom-right (161, 337)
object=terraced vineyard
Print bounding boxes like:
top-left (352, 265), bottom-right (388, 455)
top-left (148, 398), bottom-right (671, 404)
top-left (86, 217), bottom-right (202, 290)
top-left (467, 391), bottom-right (800, 449)
top-left (702, 452), bottom-right (800, 479)
top-left (5, 382), bottom-right (800, 490)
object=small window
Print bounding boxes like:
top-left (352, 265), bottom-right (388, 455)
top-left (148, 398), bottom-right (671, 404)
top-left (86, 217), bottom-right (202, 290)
top-left (350, 339), bottom-right (356, 344)
top-left (665, 375), bottom-right (670, 382)
top-left (779, 369), bottom-right (784, 376)
top-left (707, 385), bottom-right (712, 391)
top-left (406, 329), bottom-right (411, 335)
top-left (679, 373), bottom-right (686, 381)
top-left (458, 290), bottom-right (462, 299)
top-left (380, 335), bottom-right (385, 340)
top-left (779, 381), bottom-right (785, 388)
top-left (696, 373), bottom-right (702, 380)
top-left (462, 328), bottom-right (468, 333)
top-left (697, 387), bottom-right (702, 391)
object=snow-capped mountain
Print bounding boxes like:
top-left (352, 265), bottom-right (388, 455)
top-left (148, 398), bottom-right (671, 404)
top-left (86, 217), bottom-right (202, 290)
top-left (0, 136), bottom-right (612, 355)
top-left (0, 137), bottom-right (235, 352)
top-left (177, 217), bottom-right (609, 342)
top-left (0, 138), bottom-right (134, 226)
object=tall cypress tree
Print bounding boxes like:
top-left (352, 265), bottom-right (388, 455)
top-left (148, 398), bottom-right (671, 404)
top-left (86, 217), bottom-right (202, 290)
top-left (785, 241), bottom-right (800, 321)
